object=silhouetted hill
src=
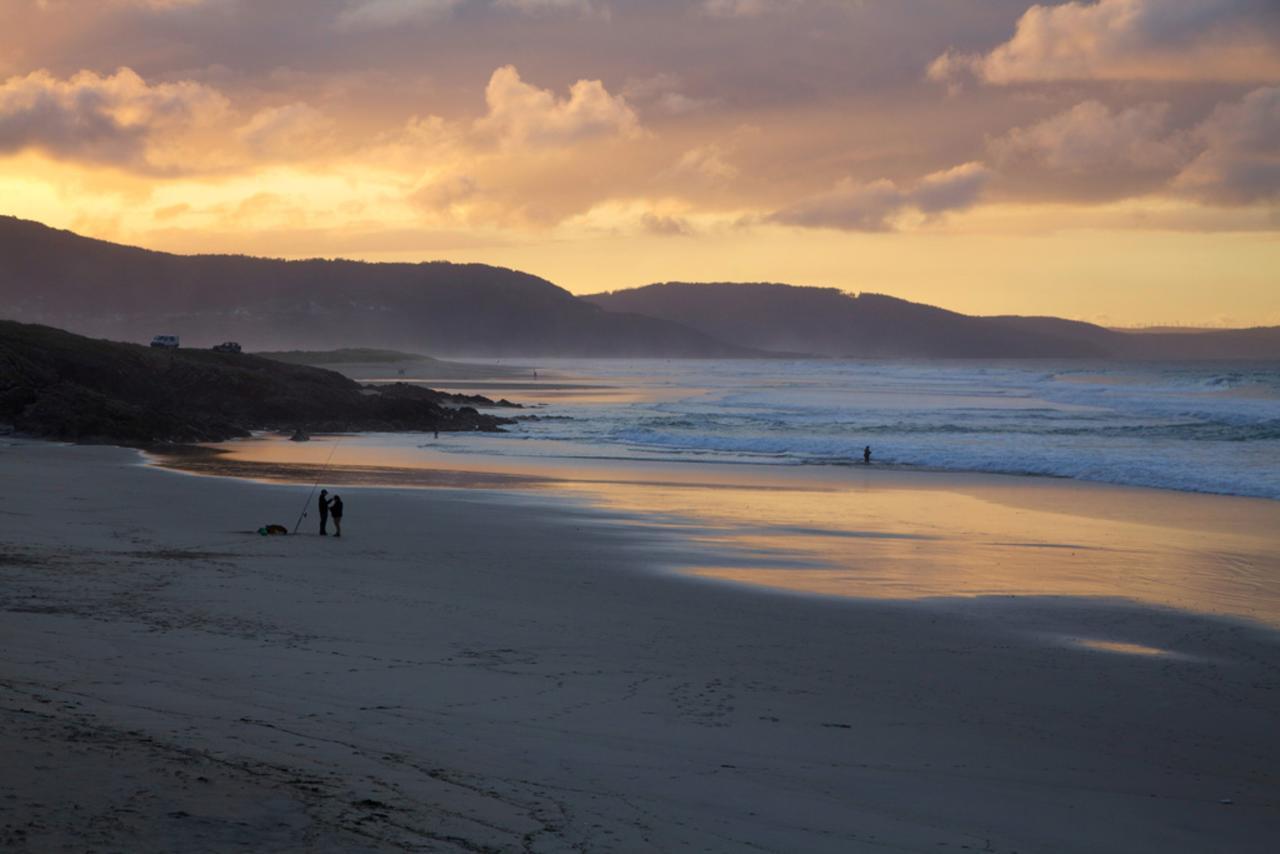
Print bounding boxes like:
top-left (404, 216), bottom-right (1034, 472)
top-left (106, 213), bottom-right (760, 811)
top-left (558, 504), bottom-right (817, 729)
top-left (0, 320), bottom-right (511, 443)
top-left (1111, 326), bottom-right (1280, 360)
top-left (0, 217), bottom-right (753, 357)
top-left (586, 283), bottom-right (1107, 358)
top-left (586, 283), bottom-right (1280, 360)
top-left (7, 218), bottom-right (1275, 360)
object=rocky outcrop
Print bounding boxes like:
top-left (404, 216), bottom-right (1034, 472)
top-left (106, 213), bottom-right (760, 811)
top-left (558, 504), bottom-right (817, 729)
top-left (0, 320), bottom-right (514, 444)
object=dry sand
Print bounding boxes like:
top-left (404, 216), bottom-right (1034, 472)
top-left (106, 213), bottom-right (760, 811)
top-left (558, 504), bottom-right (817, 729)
top-left (2, 440), bottom-right (1279, 852)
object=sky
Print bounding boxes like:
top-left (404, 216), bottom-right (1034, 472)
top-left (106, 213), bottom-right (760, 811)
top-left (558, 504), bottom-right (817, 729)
top-left (1, 0), bottom-right (1277, 326)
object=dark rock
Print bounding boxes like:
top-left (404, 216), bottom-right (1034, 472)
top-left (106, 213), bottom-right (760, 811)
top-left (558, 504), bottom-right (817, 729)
top-left (0, 320), bottom-right (513, 444)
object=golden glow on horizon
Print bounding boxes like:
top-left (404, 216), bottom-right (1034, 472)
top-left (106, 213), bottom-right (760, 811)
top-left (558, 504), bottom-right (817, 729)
top-left (2, 0), bottom-right (1277, 326)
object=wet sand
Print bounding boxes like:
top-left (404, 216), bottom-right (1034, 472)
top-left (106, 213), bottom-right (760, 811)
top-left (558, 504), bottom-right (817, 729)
top-left (2, 440), bottom-right (1279, 852)
top-left (155, 434), bottom-right (1280, 628)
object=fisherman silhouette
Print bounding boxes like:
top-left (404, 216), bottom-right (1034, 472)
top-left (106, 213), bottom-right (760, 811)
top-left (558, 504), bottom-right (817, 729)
top-left (863, 446), bottom-right (872, 465)
top-left (318, 489), bottom-right (331, 535)
top-left (330, 495), bottom-right (344, 538)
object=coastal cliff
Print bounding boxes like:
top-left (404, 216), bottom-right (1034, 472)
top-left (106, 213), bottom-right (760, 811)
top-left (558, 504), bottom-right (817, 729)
top-left (0, 320), bottom-right (513, 443)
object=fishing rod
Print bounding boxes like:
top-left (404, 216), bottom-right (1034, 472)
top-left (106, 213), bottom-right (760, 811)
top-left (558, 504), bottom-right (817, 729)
top-left (292, 435), bottom-right (343, 534)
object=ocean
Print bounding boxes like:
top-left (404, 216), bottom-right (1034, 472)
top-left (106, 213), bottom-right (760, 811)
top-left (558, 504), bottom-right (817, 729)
top-left (433, 359), bottom-right (1280, 501)
top-left (163, 357), bottom-right (1280, 623)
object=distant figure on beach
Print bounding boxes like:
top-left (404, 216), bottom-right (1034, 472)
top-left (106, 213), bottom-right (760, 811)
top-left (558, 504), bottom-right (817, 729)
top-left (863, 446), bottom-right (872, 465)
top-left (318, 489), bottom-right (331, 535)
top-left (330, 494), bottom-right (344, 537)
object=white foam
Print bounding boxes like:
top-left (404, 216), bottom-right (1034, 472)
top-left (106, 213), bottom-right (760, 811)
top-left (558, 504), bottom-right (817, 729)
top-left (474, 359), bottom-right (1280, 499)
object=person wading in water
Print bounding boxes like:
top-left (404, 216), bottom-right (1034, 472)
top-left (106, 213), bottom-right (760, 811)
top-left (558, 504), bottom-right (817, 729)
top-left (863, 446), bottom-right (872, 465)
top-left (330, 494), bottom-right (344, 538)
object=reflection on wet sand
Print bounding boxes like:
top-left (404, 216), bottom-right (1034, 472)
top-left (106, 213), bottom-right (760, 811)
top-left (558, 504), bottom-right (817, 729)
top-left (1068, 638), bottom-right (1175, 657)
top-left (560, 478), bottom-right (1280, 628)
top-left (150, 443), bottom-right (552, 490)
top-left (150, 434), bottom-right (1280, 629)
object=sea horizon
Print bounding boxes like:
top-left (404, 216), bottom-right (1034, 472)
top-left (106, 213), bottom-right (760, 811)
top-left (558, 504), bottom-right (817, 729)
top-left (300, 356), bottom-right (1280, 501)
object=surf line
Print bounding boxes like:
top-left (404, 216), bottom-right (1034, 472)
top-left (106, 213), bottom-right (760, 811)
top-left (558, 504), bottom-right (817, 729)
top-left (292, 436), bottom-right (344, 534)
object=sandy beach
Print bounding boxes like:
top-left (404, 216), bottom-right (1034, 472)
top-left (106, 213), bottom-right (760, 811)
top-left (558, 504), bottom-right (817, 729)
top-left (3, 440), bottom-right (1279, 852)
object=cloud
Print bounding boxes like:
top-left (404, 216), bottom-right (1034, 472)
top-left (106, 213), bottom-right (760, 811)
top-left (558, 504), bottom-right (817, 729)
top-left (336, 0), bottom-right (599, 29)
top-left (623, 73), bottom-right (716, 116)
top-left (770, 162), bottom-right (990, 231)
top-left (334, 0), bottom-right (461, 31)
top-left (0, 67), bottom-right (228, 169)
top-left (111, 0), bottom-right (206, 7)
top-left (931, 0), bottom-right (1280, 84)
top-left (411, 173), bottom-right (479, 213)
top-left (991, 100), bottom-right (1187, 172)
top-left (666, 142), bottom-right (739, 184)
top-left (237, 102), bottom-right (335, 157)
top-left (6, 0), bottom-right (1274, 248)
top-left (1174, 85), bottom-right (1280, 204)
top-left (989, 87), bottom-right (1280, 206)
top-left (474, 65), bottom-right (640, 148)
top-left (153, 202), bottom-right (189, 220)
top-left (493, 0), bottom-right (604, 14)
top-left (375, 66), bottom-right (652, 227)
top-left (640, 211), bottom-right (693, 236)
top-left (36, 0), bottom-right (206, 8)
top-left (911, 162), bottom-right (992, 215)
top-left (700, 0), bottom-right (802, 18)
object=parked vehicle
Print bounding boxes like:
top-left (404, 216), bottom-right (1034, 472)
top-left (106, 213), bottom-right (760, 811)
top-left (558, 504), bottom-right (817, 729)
top-left (150, 335), bottom-right (180, 349)
top-left (212, 341), bottom-right (242, 353)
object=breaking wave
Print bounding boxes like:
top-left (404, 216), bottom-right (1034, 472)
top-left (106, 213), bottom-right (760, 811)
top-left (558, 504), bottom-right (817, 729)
top-left (489, 359), bottom-right (1280, 499)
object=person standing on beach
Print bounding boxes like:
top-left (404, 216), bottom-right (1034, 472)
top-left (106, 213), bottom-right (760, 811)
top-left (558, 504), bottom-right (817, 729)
top-left (863, 446), bottom-right (872, 465)
top-left (318, 489), bottom-right (331, 535)
top-left (330, 494), bottom-right (344, 538)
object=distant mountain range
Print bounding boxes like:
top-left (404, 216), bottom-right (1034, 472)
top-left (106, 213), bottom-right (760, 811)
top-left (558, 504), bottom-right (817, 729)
top-left (2, 216), bottom-right (1276, 360)
top-left (586, 283), bottom-right (1280, 360)
top-left (0, 217), bottom-right (752, 358)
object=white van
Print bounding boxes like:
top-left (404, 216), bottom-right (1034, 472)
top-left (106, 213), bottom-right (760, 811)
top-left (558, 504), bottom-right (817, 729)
top-left (150, 335), bottom-right (180, 349)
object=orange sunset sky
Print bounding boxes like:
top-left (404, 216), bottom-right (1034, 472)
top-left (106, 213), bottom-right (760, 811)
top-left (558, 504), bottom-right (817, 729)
top-left (1, 0), bottom-right (1277, 326)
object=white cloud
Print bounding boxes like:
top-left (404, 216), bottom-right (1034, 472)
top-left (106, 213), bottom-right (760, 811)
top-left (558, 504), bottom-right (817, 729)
top-left (1174, 85), bottom-right (1280, 204)
top-left (623, 73), bottom-right (716, 116)
top-left (474, 65), bottom-right (640, 148)
top-left (411, 173), bottom-right (479, 213)
top-left (991, 101), bottom-right (1187, 172)
top-left (989, 87), bottom-right (1280, 206)
top-left (0, 67), bottom-right (228, 169)
top-left (641, 211), bottom-right (693, 236)
top-left (334, 0), bottom-right (461, 31)
top-left (112, 0), bottom-right (206, 7)
top-left (700, 0), bottom-right (802, 18)
top-left (36, 0), bottom-right (207, 8)
top-left (669, 143), bottom-right (738, 183)
top-left (237, 103), bottom-right (335, 157)
top-left (911, 162), bottom-right (992, 215)
top-left (771, 162), bottom-right (990, 231)
top-left (494, 0), bottom-right (604, 14)
top-left (931, 0), bottom-right (1280, 85)
top-left (335, 0), bottom-right (599, 28)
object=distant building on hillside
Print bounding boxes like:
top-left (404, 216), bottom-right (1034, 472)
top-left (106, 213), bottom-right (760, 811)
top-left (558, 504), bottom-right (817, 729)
top-left (150, 335), bottom-right (179, 349)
